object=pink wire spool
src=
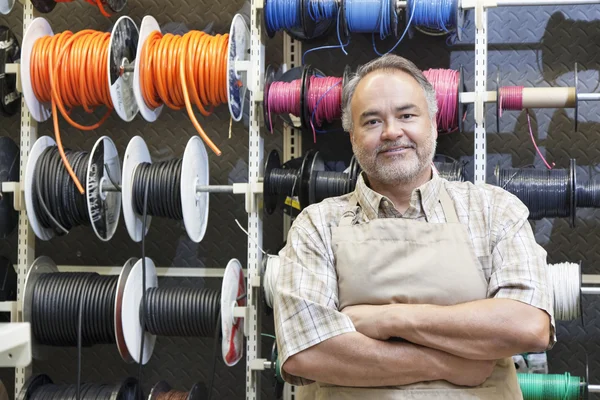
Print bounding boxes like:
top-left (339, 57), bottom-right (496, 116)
top-left (423, 68), bottom-right (463, 135)
top-left (306, 75), bottom-right (343, 142)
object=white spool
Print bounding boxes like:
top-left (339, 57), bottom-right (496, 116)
top-left (221, 258), bottom-right (246, 367)
top-left (548, 262), bottom-right (580, 321)
top-left (21, 17), bottom-right (53, 122)
top-left (108, 16), bottom-right (139, 122)
top-left (133, 15), bottom-right (163, 122)
top-left (24, 136), bottom-right (56, 240)
top-left (121, 257), bottom-right (157, 364)
top-left (263, 255), bottom-right (280, 309)
top-left (181, 136), bottom-right (209, 243)
top-left (0, 0), bottom-right (14, 14)
top-left (227, 13), bottom-right (250, 122)
top-left (122, 136), bottom-right (152, 242)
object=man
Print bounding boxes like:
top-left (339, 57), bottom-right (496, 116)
top-left (273, 54), bottom-right (555, 399)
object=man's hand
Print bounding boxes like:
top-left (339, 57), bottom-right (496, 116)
top-left (341, 305), bottom-right (391, 340)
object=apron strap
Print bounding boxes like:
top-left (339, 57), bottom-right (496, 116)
top-left (438, 185), bottom-right (459, 224)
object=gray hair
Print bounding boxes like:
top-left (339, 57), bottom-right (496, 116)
top-left (341, 54), bottom-right (438, 133)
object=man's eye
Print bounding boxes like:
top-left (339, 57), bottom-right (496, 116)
top-left (365, 120), bottom-right (379, 126)
top-left (401, 114), bottom-right (415, 119)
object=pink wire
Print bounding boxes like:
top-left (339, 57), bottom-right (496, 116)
top-left (499, 85), bottom-right (554, 169)
top-left (268, 80), bottom-right (303, 133)
top-left (423, 68), bottom-right (459, 135)
top-left (307, 76), bottom-right (342, 143)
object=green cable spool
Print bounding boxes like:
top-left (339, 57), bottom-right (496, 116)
top-left (517, 373), bottom-right (584, 400)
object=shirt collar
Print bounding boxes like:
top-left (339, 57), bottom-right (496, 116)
top-left (354, 166), bottom-right (443, 220)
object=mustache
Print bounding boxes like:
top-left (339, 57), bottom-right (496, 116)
top-left (377, 141), bottom-right (417, 153)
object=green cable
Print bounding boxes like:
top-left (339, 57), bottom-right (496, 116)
top-left (517, 373), bottom-right (582, 400)
top-left (262, 333), bottom-right (277, 340)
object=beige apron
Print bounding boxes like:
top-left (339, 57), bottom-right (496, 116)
top-left (299, 186), bottom-right (523, 400)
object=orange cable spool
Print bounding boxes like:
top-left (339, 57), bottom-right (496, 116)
top-left (139, 30), bottom-right (229, 156)
top-left (30, 30), bottom-right (113, 194)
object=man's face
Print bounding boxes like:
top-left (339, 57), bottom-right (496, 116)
top-left (349, 70), bottom-right (437, 186)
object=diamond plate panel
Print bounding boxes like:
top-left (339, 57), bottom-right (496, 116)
top-left (0, 1), bottom-right (599, 399)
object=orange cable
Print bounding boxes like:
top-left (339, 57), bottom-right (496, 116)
top-left (140, 30), bottom-right (229, 156)
top-left (31, 30), bottom-right (113, 194)
top-left (54, 0), bottom-right (112, 17)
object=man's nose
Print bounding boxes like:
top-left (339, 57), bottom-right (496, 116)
top-left (381, 119), bottom-right (405, 141)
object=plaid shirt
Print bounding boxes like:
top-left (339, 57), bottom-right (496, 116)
top-left (274, 172), bottom-right (556, 386)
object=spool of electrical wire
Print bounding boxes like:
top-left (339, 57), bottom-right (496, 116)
top-left (406, 0), bottom-right (461, 36)
top-left (343, 0), bottom-right (397, 38)
top-left (576, 165), bottom-right (600, 208)
top-left (547, 262), bottom-right (582, 321)
top-left (148, 381), bottom-right (207, 400)
top-left (122, 136), bottom-right (209, 243)
top-left (517, 372), bottom-right (584, 400)
top-left (423, 68), bottom-right (465, 135)
top-left (494, 160), bottom-right (576, 226)
top-left (24, 136), bottom-right (122, 242)
top-left (18, 374), bottom-right (143, 400)
top-left (264, 0), bottom-right (334, 40)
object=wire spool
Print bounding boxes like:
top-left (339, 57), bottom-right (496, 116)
top-left (423, 67), bottom-right (466, 135)
top-left (313, 156), bottom-right (361, 204)
top-left (263, 149), bottom-right (302, 215)
top-left (517, 372), bottom-right (585, 400)
top-left (343, 0), bottom-right (398, 38)
top-left (22, 256), bottom-right (134, 362)
top-left (495, 65), bottom-right (580, 133)
top-left (264, 0), bottom-right (333, 40)
top-left (29, 0), bottom-right (126, 15)
top-left (269, 340), bottom-right (285, 399)
top-left (149, 381), bottom-right (207, 400)
top-left (221, 258), bottom-right (247, 366)
top-left (17, 374), bottom-right (144, 400)
top-left (0, 0), bottom-right (14, 14)
top-left (21, 17), bottom-right (138, 194)
top-left (576, 165), bottom-right (600, 208)
top-left (494, 160), bottom-right (577, 227)
top-left (433, 158), bottom-right (464, 182)
top-left (122, 136), bottom-right (209, 243)
top-left (0, 27), bottom-right (21, 116)
top-left (24, 136), bottom-right (121, 241)
top-left (548, 262), bottom-right (583, 322)
top-left (0, 137), bottom-right (18, 238)
top-left (404, 0), bottom-right (465, 41)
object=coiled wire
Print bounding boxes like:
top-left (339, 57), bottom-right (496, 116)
top-left (313, 171), bottom-right (356, 203)
top-left (345, 0), bottom-right (392, 38)
top-left (33, 147), bottom-right (91, 235)
top-left (133, 159), bottom-right (183, 220)
top-left (265, 0), bottom-right (302, 32)
top-left (434, 160), bottom-right (464, 182)
top-left (496, 167), bottom-right (571, 219)
top-left (308, 0), bottom-right (338, 21)
top-left (408, 0), bottom-right (457, 33)
top-left (265, 168), bottom-right (299, 198)
top-left (143, 287), bottom-right (221, 337)
top-left (576, 166), bottom-right (600, 208)
top-left (547, 262), bottom-right (581, 321)
top-left (25, 376), bottom-right (143, 400)
top-left (517, 372), bottom-right (582, 400)
top-left (31, 273), bottom-right (117, 346)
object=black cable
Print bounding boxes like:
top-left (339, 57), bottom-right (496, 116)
top-left (576, 166), bottom-right (600, 208)
top-left (266, 167), bottom-right (299, 197)
top-left (28, 380), bottom-right (142, 400)
top-left (32, 147), bottom-right (91, 235)
top-left (143, 287), bottom-right (221, 337)
top-left (313, 171), bottom-right (353, 204)
top-left (137, 178), bottom-right (149, 398)
top-left (133, 159), bottom-right (183, 219)
top-left (496, 167), bottom-right (572, 219)
top-left (31, 273), bottom-right (117, 346)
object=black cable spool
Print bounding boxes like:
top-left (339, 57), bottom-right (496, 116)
top-left (31, 272), bottom-right (117, 346)
top-left (18, 374), bottom-right (144, 400)
top-left (263, 149), bottom-right (302, 215)
top-left (576, 165), bottom-right (600, 208)
top-left (132, 159), bottom-right (183, 220)
top-left (0, 136), bottom-right (18, 238)
top-left (495, 160), bottom-right (577, 226)
top-left (142, 286), bottom-right (221, 338)
top-left (32, 146), bottom-right (91, 235)
top-left (312, 156), bottom-right (361, 204)
top-left (0, 27), bottom-right (20, 117)
top-left (299, 149), bottom-right (325, 209)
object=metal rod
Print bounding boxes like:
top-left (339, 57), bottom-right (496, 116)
top-left (588, 384), bottom-right (600, 393)
top-left (496, 0), bottom-right (600, 5)
top-left (578, 93), bottom-right (600, 102)
top-left (263, 361), bottom-right (273, 370)
top-left (582, 274), bottom-right (600, 285)
top-left (196, 185), bottom-right (234, 193)
top-left (581, 286), bottom-right (600, 295)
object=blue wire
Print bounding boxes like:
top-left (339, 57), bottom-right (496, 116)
top-left (302, 7), bottom-right (349, 64)
top-left (308, 0), bottom-right (338, 22)
top-left (372, 0), bottom-right (414, 56)
top-left (345, 0), bottom-right (391, 36)
top-left (265, 0), bottom-right (302, 33)
top-left (410, 0), bottom-right (456, 33)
